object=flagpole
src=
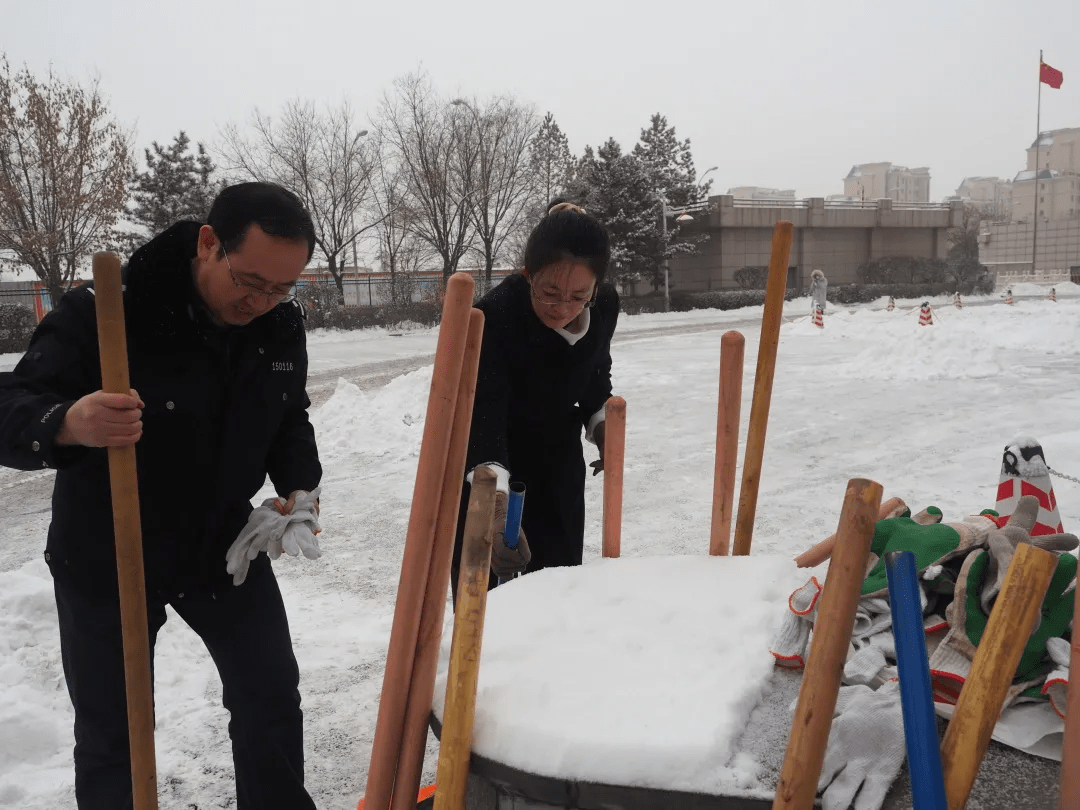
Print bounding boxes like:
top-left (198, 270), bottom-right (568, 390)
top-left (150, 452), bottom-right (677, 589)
top-left (1033, 50), bottom-right (1042, 277)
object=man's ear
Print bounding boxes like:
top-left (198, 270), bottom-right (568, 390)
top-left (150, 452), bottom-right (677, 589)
top-left (196, 225), bottom-right (219, 261)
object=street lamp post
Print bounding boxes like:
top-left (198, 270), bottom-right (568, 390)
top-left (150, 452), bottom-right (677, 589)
top-left (661, 197), bottom-right (670, 312)
top-left (660, 166), bottom-right (717, 311)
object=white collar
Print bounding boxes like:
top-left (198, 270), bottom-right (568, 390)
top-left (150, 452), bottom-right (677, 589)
top-left (553, 308), bottom-right (591, 346)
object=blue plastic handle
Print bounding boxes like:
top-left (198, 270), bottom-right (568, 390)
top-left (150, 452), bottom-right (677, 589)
top-left (885, 550), bottom-right (947, 810)
top-left (503, 482), bottom-right (526, 550)
top-left (496, 482), bottom-right (526, 587)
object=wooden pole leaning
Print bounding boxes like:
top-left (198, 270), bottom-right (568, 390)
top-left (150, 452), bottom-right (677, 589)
top-left (602, 396), bottom-right (626, 559)
top-left (794, 496), bottom-right (907, 569)
top-left (1059, 581), bottom-right (1080, 810)
top-left (92, 252), bottom-right (159, 810)
top-left (732, 221), bottom-right (792, 556)
top-left (364, 273), bottom-right (475, 810)
top-left (773, 478), bottom-right (882, 810)
top-left (433, 466), bottom-right (499, 810)
top-left (709, 331), bottom-right (744, 555)
top-left (390, 309), bottom-right (484, 810)
top-left (940, 543), bottom-right (1058, 810)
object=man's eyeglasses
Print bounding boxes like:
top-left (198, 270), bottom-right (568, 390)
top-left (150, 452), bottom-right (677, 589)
top-left (530, 284), bottom-right (596, 309)
top-left (221, 246), bottom-right (297, 303)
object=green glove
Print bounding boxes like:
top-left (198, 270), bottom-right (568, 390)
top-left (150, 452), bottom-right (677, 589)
top-left (959, 548), bottom-right (1076, 683)
top-left (929, 534), bottom-right (1077, 706)
top-left (861, 507), bottom-right (998, 598)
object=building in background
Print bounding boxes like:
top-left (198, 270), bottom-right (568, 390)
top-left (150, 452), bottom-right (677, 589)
top-left (843, 162), bottom-right (931, 203)
top-left (979, 126), bottom-right (1080, 283)
top-left (952, 176), bottom-right (1013, 220)
top-left (726, 186), bottom-right (797, 202)
top-left (1010, 170), bottom-right (1079, 222)
top-left (666, 195), bottom-right (961, 294)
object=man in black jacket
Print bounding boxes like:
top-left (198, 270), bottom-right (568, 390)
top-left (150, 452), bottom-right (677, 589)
top-left (0, 182), bottom-right (323, 809)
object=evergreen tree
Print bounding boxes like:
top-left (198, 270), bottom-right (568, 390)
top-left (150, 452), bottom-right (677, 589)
top-left (529, 112), bottom-right (574, 206)
top-left (632, 113), bottom-right (706, 207)
top-left (126, 131), bottom-right (220, 241)
top-left (571, 139), bottom-right (658, 288)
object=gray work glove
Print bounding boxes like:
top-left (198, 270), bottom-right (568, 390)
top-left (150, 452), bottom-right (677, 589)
top-left (277, 488), bottom-right (323, 560)
top-left (490, 489), bottom-right (530, 579)
top-left (590, 421), bottom-right (606, 476)
top-left (225, 487), bottom-right (322, 585)
top-left (818, 680), bottom-right (906, 810)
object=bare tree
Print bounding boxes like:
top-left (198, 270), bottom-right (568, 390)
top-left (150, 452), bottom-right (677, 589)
top-left (0, 57), bottom-right (132, 304)
top-left (220, 99), bottom-right (375, 302)
top-left (377, 72), bottom-right (477, 281)
top-left (368, 136), bottom-right (433, 303)
top-left (452, 96), bottom-right (538, 283)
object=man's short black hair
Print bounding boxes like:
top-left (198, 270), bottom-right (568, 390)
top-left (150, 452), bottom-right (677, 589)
top-left (207, 182), bottom-right (317, 262)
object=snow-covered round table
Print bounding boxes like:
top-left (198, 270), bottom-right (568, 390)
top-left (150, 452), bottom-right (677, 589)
top-left (430, 556), bottom-right (1062, 809)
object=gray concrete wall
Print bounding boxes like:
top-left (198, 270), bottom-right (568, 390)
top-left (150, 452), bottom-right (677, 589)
top-left (668, 196), bottom-right (961, 293)
top-left (979, 218), bottom-right (1080, 283)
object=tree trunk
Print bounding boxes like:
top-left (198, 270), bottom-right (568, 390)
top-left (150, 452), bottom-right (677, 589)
top-left (483, 239), bottom-right (494, 284)
top-left (328, 255), bottom-right (346, 306)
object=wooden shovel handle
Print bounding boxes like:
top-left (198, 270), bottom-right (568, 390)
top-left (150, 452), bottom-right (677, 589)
top-left (795, 496), bottom-right (907, 568)
top-left (602, 396), bottom-right (626, 558)
top-left (733, 221), bottom-right (792, 556)
top-left (93, 252), bottom-right (158, 810)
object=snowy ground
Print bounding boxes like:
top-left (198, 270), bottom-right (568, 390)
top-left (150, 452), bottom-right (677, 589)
top-left (2, 283), bottom-right (1079, 808)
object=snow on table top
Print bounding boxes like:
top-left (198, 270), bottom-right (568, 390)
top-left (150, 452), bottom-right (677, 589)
top-left (431, 554), bottom-right (806, 795)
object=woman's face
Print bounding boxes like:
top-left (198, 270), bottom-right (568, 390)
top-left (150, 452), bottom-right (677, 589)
top-left (526, 260), bottom-right (597, 330)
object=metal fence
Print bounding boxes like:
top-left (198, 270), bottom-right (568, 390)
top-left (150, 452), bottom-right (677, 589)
top-left (0, 270), bottom-right (519, 323)
top-left (0, 281), bottom-right (53, 319)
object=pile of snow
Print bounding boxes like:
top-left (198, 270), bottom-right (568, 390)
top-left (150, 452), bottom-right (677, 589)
top-left (786, 301), bottom-right (1080, 380)
top-left (432, 555), bottom-right (807, 796)
top-left (0, 562), bottom-right (68, 807)
top-left (313, 369), bottom-right (430, 465)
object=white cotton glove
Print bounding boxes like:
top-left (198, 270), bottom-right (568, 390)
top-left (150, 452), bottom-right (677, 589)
top-left (769, 577), bottom-right (823, 668)
top-left (1042, 636), bottom-right (1071, 718)
top-left (844, 644), bottom-right (895, 688)
top-left (853, 596), bottom-right (894, 640)
top-left (278, 488), bottom-right (323, 561)
top-left (225, 487), bottom-right (322, 585)
top-left (818, 681), bottom-right (906, 810)
top-left (226, 504), bottom-right (288, 585)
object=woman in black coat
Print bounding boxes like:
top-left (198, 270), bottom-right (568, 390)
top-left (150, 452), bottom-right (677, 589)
top-left (452, 201), bottom-right (618, 596)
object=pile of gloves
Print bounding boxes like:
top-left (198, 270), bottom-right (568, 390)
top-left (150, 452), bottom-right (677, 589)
top-left (771, 495), bottom-right (1077, 810)
top-left (225, 487), bottom-right (323, 586)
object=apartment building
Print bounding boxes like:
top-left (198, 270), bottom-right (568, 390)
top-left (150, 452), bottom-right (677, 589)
top-left (843, 162), bottom-right (931, 203)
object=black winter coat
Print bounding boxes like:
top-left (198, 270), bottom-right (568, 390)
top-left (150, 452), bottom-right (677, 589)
top-left (467, 273), bottom-right (618, 474)
top-left (454, 273), bottom-right (618, 575)
top-left (0, 222), bottom-right (321, 599)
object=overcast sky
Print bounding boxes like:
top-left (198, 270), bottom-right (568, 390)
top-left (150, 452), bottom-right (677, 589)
top-left (7, 0), bottom-right (1078, 202)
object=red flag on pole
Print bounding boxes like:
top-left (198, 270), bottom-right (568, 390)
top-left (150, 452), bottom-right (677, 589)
top-left (1040, 61), bottom-right (1064, 89)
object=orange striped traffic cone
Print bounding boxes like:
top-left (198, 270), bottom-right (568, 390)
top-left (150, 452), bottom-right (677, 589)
top-left (811, 304), bottom-right (824, 328)
top-left (1004, 288), bottom-right (1014, 305)
top-left (918, 302), bottom-right (933, 326)
top-left (887, 296), bottom-right (895, 312)
top-left (1049, 287), bottom-right (1057, 302)
top-left (954, 292), bottom-right (963, 309)
top-left (994, 437), bottom-right (1065, 536)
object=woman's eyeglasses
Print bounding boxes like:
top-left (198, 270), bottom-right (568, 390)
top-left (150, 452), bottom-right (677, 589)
top-left (530, 285), bottom-right (596, 309)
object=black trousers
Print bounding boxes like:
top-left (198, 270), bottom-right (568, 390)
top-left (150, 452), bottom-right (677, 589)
top-left (53, 556), bottom-right (315, 810)
top-left (452, 441), bottom-right (586, 604)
